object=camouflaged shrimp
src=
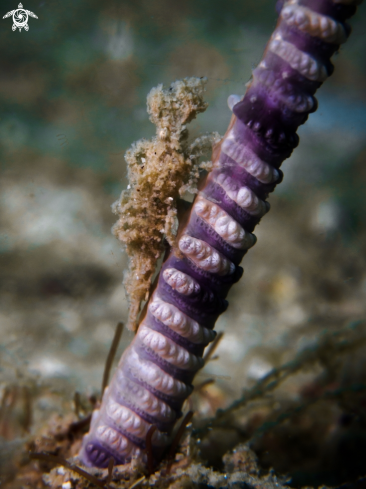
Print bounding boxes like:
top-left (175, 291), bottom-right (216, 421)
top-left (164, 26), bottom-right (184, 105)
top-left (80, 0), bottom-right (363, 468)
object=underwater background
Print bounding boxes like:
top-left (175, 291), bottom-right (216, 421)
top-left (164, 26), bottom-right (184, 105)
top-left (1, 0), bottom-right (366, 487)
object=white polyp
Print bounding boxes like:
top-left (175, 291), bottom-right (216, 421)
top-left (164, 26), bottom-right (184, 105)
top-left (117, 374), bottom-right (176, 421)
top-left (96, 425), bottom-right (136, 457)
top-left (215, 173), bottom-right (270, 217)
top-left (269, 34), bottom-right (328, 82)
top-left (254, 69), bottom-right (315, 112)
top-left (163, 268), bottom-right (200, 295)
top-left (221, 132), bottom-right (279, 184)
top-left (125, 347), bottom-right (193, 397)
top-left (227, 94), bottom-right (242, 111)
top-left (149, 294), bottom-right (216, 344)
top-left (194, 196), bottom-right (256, 249)
top-left (137, 324), bottom-right (204, 371)
top-left (106, 400), bottom-right (143, 435)
top-left (105, 399), bottom-right (170, 446)
top-left (281, 5), bottom-right (347, 44)
top-left (178, 235), bottom-right (235, 276)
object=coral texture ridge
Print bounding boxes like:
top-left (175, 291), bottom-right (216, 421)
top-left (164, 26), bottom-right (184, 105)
top-left (80, 0), bottom-right (363, 468)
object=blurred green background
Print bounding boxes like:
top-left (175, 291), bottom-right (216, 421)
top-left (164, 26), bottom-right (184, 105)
top-left (0, 0), bottom-right (366, 481)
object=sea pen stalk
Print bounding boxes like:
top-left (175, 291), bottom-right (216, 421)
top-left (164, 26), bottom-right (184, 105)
top-left (80, 0), bottom-right (363, 468)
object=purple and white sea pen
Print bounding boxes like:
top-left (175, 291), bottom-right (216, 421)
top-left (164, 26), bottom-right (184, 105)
top-left (80, 0), bottom-right (363, 468)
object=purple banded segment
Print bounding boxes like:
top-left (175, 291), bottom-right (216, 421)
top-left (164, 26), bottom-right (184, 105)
top-left (80, 0), bottom-right (363, 468)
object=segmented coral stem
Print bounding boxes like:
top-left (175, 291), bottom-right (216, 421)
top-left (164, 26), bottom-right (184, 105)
top-left (80, 0), bottom-right (363, 468)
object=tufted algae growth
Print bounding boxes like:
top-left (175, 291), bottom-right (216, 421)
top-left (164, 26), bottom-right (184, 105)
top-left (111, 77), bottom-right (219, 331)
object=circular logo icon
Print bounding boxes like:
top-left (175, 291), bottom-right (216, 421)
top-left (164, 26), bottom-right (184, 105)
top-left (3, 3), bottom-right (38, 32)
top-left (12, 8), bottom-right (28, 31)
